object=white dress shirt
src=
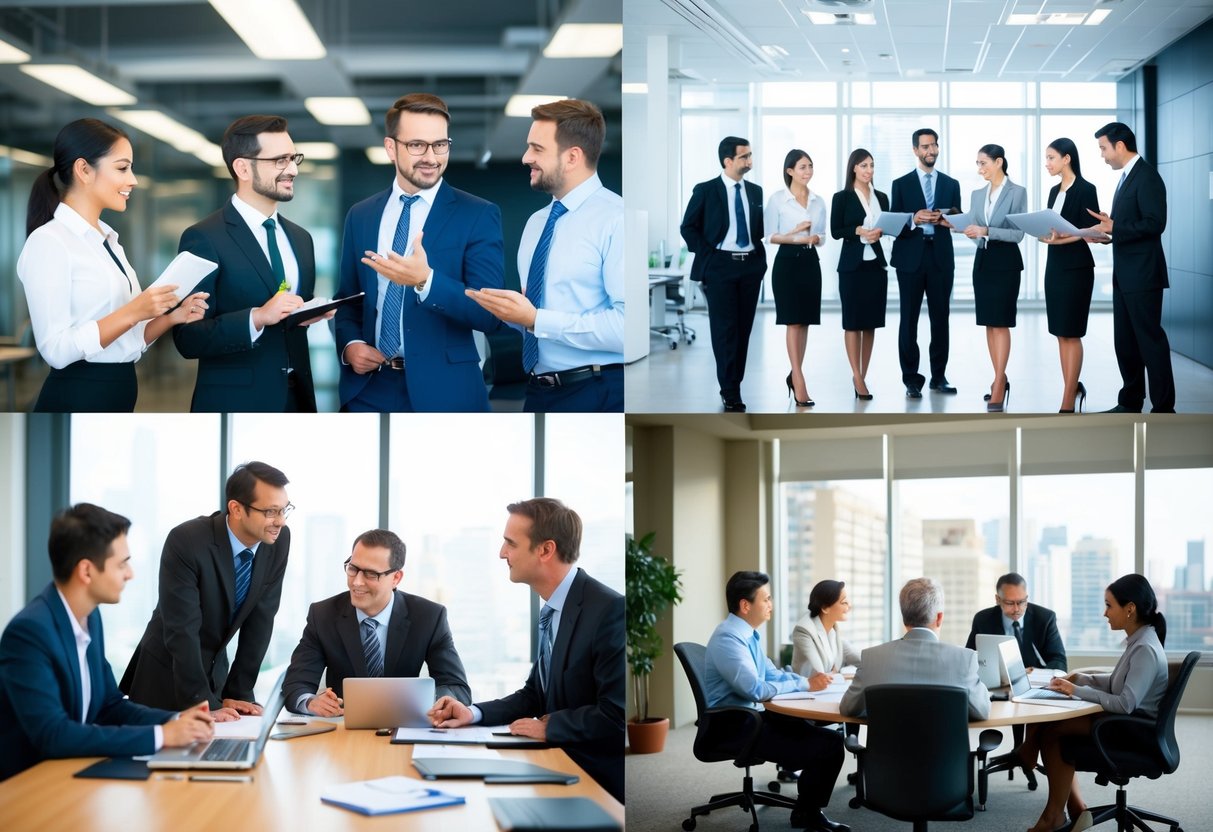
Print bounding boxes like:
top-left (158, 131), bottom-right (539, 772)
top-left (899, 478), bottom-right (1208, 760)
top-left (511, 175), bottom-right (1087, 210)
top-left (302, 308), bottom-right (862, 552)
top-left (517, 173), bottom-right (624, 373)
top-left (229, 195), bottom-right (299, 343)
top-left (17, 202), bottom-right (150, 368)
top-left (717, 172), bottom-right (755, 253)
top-left (763, 188), bottom-right (827, 247)
top-left (854, 186), bottom-right (880, 261)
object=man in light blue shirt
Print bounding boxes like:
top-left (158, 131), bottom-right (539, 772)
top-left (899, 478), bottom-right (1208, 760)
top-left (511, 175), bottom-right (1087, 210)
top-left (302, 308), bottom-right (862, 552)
top-left (704, 571), bottom-right (849, 832)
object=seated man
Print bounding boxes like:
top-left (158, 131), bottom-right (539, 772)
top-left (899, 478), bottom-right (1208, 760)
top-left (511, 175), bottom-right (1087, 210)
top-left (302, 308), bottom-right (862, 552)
top-left (705, 571), bottom-right (848, 832)
top-left (965, 572), bottom-right (1066, 671)
top-left (841, 577), bottom-right (989, 720)
top-left (0, 504), bottom-right (213, 781)
top-left (283, 529), bottom-right (471, 715)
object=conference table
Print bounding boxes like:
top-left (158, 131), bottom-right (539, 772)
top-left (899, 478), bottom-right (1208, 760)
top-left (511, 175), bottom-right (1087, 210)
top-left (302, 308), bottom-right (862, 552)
top-left (0, 722), bottom-right (623, 832)
top-left (766, 692), bottom-right (1103, 728)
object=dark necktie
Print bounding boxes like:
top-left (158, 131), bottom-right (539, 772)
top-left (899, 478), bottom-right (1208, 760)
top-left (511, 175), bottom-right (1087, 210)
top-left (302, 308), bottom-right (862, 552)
top-left (232, 548), bottom-right (253, 622)
top-left (1013, 619), bottom-right (1025, 653)
top-left (102, 240), bottom-right (134, 293)
top-left (522, 200), bottom-right (568, 373)
top-left (1112, 170), bottom-right (1126, 216)
top-left (262, 218), bottom-right (286, 287)
top-left (361, 618), bottom-right (384, 678)
top-left (537, 605), bottom-right (555, 694)
top-left (922, 173), bottom-right (935, 237)
top-left (734, 182), bottom-right (750, 248)
top-left (379, 194), bottom-right (422, 359)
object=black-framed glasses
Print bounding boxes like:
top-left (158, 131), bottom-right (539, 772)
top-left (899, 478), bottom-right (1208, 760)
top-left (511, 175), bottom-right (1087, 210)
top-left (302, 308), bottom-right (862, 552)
top-left (390, 137), bottom-right (452, 156)
top-left (244, 153), bottom-right (305, 169)
top-left (241, 502), bottom-right (294, 519)
top-left (343, 557), bottom-right (398, 583)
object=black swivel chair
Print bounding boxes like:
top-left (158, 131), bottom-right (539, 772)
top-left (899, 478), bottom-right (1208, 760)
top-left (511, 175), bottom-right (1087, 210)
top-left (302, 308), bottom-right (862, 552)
top-left (673, 641), bottom-right (798, 832)
top-left (844, 684), bottom-right (1002, 831)
top-left (1060, 650), bottom-right (1201, 832)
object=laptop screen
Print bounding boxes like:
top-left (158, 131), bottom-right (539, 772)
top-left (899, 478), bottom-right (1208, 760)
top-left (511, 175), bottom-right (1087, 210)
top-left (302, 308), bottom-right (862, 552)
top-left (997, 638), bottom-right (1032, 696)
top-left (976, 634), bottom-right (1014, 688)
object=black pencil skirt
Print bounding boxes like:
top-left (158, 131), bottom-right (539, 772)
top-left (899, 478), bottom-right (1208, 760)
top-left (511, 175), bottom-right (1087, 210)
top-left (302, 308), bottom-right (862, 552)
top-left (838, 259), bottom-right (888, 331)
top-left (34, 360), bottom-right (138, 412)
top-left (772, 245), bottom-right (823, 326)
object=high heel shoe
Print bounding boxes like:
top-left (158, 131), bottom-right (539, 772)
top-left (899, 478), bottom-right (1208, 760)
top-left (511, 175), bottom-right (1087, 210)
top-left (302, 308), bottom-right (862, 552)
top-left (786, 373), bottom-right (814, 407)
top-left (1076, 381), bottom-right (1087, 413)
top-left (854, 386), bottom-right (873, 401)
top-left (987, 380), bottom-right (1010, 412)
top-left (1069, 809), bottom-right (1094, 832)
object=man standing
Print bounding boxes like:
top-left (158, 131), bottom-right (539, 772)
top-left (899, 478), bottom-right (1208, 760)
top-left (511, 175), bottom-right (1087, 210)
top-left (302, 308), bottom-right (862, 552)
top-left (0, 505), bottom-right (213, 781)
top-left (283, 529), bottom-right (471, 715)
top-left (1087, 122), bottom-right (1175, 413)
top-left (890, 128), bottom-right (962, 398)
top-left (704, 571), bottom-right (847, 831)
top-left (121, 462), bottom-right (291, 719)
top-left (174, 115), bottom-right (327, 412)
top-left (965, 572), bottom-right (1066, 672)
top-left (466, 99), bottom-right (624, 412)
top-left (680, 137), bottom-right (766, 412)
top-left (335, 93), bottom-right (505, 412)
top-left (428, 498), bottom-right (624, 803)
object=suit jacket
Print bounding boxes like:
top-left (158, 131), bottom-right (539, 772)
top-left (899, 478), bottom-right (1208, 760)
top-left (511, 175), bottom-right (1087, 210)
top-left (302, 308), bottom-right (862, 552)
top-left (334, 182), bottom-right (504, 411)
top-left (0, 584), bottom-right (175, 781)
top-left (680, 176), bottom-right (766, 283)
top-left (1046, 178), bottom-right (1099, 270)
top-left (1108, 157), bottom-right (1169, 293)
top-left (890, 169), bottom-right (961, 272)
top-left (120, 513), bottom-right (290, 710)
top-left (831, 188), bottom-right (891, 271)
top-left (790, 613), bottom-right (861, 677)
top-left (475, 568), bottom-right (624, 803)
top-left (173, 201), bottom-right (317, 412)
top-left (283, 589), bottom-right (471, 711)
top-left (965, 603), bottom-right (1067, 671)
top-left (969, 180), bottom-right (1027, 271)
top-left (840, 629), bottom-right (990, 721)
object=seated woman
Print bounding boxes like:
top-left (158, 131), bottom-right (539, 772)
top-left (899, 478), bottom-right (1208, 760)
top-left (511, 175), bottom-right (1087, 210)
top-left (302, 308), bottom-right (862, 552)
top-left (791, 579), bottom-right (861, 678)
top-left (1020, 574), bottom-right (1169, 832)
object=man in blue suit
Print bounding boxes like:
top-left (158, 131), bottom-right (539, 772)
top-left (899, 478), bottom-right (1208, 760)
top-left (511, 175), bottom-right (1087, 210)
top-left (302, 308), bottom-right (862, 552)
top-left (0, 504), bottom-right (214, 781)
top-left (335, 93), bottom-right (504, 411)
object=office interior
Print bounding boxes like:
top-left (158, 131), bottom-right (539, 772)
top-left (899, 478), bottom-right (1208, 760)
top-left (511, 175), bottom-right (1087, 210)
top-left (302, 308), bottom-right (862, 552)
top-left (625, 412), bottom-right (1213, 831)
top-left (0, 0), bottom-right (622, 412)
top-left (622, 0), bottom-right (1213, 413)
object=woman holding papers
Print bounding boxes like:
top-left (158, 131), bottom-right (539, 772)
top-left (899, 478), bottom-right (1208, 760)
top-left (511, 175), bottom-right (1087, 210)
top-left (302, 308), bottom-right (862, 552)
top-left (16, 118), bottom-right (208, 411)
top-left (791, 580), bottom-right (860, 677)
top-left (962, 144), bottom-right (1026, 412)
top-left (1040, 138), bottom-right (1101, 413)
top-left (764, 149), bottom-right (827, 407)
top-left (831, 148), bottom-right (889, 401)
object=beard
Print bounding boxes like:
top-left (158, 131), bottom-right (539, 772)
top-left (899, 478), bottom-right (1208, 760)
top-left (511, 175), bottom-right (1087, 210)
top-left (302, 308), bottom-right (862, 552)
top-left (252, 167), bottom-right (294, 202)
top-left (528, 165), bottom-right (563, 195)
top-left (396, 158), bottom-right (444, 191)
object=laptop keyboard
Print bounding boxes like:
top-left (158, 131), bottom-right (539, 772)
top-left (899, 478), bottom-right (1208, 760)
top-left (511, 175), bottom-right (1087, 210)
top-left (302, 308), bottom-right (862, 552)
top-left (1021, 687), bottom-right (1071, 700)
top-left (200, 739), bottom-right (252, 762)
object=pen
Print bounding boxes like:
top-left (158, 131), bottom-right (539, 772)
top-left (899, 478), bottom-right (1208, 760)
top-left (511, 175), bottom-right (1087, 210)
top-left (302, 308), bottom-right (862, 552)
top-left (156, 774), bottom-right (185, 781)
top-left (189, 774), bottom-right (253, 783)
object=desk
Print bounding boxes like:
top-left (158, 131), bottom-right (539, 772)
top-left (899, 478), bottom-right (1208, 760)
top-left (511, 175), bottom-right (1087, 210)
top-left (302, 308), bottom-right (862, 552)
top-left (0, 723), bottom-right (623, 832)
top-left (766, 696), bottom-right (1102, 728)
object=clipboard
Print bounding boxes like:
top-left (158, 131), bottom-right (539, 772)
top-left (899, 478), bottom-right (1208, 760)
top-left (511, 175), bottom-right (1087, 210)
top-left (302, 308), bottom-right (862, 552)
top-left (281, 292), bottom-right (364, 328)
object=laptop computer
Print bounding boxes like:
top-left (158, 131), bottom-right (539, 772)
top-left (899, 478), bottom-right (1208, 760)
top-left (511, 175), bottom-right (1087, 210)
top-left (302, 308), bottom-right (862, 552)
top-left (146, 670), bottom-right (286, 770)
top-left (975, 633), bottom-right (1014, 689)
top-left (343, 677), bottom-right (435, 729)
top-left (997, 639), bottom-right (1089, 709)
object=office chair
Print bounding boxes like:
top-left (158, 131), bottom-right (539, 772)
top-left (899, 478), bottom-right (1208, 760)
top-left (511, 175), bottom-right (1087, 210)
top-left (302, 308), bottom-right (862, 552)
top-left (844, 684), bottom-right (1002, 831)
top-left (1059, 651), bottom-right (1201, 832)
top-left (984, 722), bottom-right (1041, 790)
top-left (673, 642), bottom-right (798, 832)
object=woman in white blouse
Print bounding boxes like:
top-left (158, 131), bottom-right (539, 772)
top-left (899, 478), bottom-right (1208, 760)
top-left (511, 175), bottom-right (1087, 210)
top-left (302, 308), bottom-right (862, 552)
top-left (763, 150), bottom-right (827, 408)
top-left (17, 118), bottom-right (208, 411)
top-left (791, 579), bottom-right (861, 677)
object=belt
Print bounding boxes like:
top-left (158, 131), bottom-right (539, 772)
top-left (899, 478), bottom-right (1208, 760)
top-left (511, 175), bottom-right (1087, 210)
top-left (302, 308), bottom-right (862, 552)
top-left (382, 357), bottom-right (405, 370)
top-left (725, 251), bottom-right (751, 260)
top-left (529, 363), bottom-right (622, 388)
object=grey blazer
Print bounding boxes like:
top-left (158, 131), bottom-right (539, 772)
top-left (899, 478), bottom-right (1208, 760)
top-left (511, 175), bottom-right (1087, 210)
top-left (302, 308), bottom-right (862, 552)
top-left (791, 613), bottom-right (861, 677)
top-left (969, 179), bottom-right (1027, 270)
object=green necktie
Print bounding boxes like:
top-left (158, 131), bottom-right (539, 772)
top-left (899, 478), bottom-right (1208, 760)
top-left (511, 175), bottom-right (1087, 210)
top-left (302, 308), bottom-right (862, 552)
top-left (262, 217), bottom-right (286, 286)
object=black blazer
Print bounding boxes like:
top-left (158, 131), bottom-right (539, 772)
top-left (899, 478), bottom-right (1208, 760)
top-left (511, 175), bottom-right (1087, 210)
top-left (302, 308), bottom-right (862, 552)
top-left (475, 568), bottom-right (624, 803)
top-left (120, 512), bottom-right (290, 710)
top-left (1045, 178), bottom-right (1099, 270)
top-left (173, 201), bottom-right (317, 412)
top-left (890, 169), bottom-right (961, 271)
top-left (831, 188), bottom-right (890, 271)
top-left (283, 589), bottom-right (471, 711)
top-left (680, 176), bottom-right (766, 283)
top-left (965, 603), bottom-right (1067, 671)
top-left (1109, 157), bottom-right (1169, 293)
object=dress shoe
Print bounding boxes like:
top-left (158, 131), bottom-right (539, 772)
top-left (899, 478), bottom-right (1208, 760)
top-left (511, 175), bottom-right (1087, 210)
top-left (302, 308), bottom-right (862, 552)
top-left (789, 808), bottom-right (850, 831)
top-left (929, 379), bottom-right (958, 394)
top-left (1103, 404), bottom-right (1141, 413)
top-left (787, 372), bottom-right (815, 407)
top-left (722, 397), bottom-right (746, 413)
top-left (1075, 381), bottom-right (1087, 413)
top-left (1069, 809), bottom-right (1094, 832)
top-left (905, 384), bottom-right (922, 399)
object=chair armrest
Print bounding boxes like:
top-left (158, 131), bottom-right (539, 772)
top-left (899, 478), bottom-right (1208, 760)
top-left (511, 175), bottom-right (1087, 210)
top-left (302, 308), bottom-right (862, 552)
top-left (843, 733), bottom-right (865, 755)
top-left (700, 705), bottom-right (765, 755)
top-left (977, 729), bottom-right (1003, 755)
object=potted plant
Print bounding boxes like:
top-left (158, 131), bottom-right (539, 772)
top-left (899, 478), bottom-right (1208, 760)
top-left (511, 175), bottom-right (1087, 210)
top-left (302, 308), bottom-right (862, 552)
top-left (625, 531), bottom-right (683, 754)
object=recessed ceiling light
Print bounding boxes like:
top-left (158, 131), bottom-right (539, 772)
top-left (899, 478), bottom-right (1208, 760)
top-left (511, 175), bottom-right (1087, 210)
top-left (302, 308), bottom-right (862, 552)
top-left (1007, 13), bottom-right (1039, 25)
top-left (0, 144), bottom-right (53, 166)
top-left (804, 12), bottom-right (837, 25)
top-left (762, 44), bottom-right (789, 58)
top-left (20, 64), bottom-right (136, 106)
top-left (294, 142), bottom-right (339, 161)
top-left (505, 94), bottom-right (569, 118)
top-left (304, 97), bottom-right (371, 125)
top-left (208, 0), bottom-right (325, 60)
top-left (854, 13), bottom-right (876, 25)
top-left (841, 47), bottom-right (851, 54)
top-left (1085, 9), bottom-right (1112, 25)
top-left (366, 147), bottom-right (391, 165)
top-left (1042, 13), bottom-right (1086, 25)
top-left (107, 108), bottom-right (223, 167)
top-left (543, 23), bottom-right (622, 58)
top-left (0, 37), bottom-right (30, 63)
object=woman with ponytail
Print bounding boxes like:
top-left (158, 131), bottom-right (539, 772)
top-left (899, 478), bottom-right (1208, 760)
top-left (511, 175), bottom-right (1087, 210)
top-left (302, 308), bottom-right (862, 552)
top-left (17, 118), bottom-right (210, 411)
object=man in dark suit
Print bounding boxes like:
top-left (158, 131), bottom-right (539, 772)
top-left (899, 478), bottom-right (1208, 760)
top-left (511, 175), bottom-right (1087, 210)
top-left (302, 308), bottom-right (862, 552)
top-left (0, 504), bottom-right (212, 781)
top-left (680, 136), bottom-right (766, 412)
top-left (283, 529), bottom-right (470, 715)
top-left (890, 128), bottom-right (962, 397)
top-left (173, 115), bottom-right (329, 412)
top-left (1087, 122), bottom-right (1176, 413)
top-left (428, 499), bottom-right (624, 803)
top-left (121, 462), bottom-right (291, 720)
top-left (964, 572), bottom-right (1066, 671)
top-left (335, 93), bottom-right (503, 412)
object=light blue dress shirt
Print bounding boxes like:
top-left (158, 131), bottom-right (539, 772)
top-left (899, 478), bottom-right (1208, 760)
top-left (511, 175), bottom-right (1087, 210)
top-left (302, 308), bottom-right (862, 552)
top-left (225, 523), bottom-right (261, 574)
top-left (704, 613), bottom-right (805, 709)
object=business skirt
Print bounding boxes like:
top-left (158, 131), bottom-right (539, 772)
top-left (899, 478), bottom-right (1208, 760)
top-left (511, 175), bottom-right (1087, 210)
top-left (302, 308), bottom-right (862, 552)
top-left (1044, 256), bottom-right (1095, 338)
top-left (34, 360), bottom-right (138, 412)
top-left (838, 259), bottom-right (888, 331)
top-left (772, 245), bottom-right (822, 325)
top-left (973, 248), bottom-right (1021, 328)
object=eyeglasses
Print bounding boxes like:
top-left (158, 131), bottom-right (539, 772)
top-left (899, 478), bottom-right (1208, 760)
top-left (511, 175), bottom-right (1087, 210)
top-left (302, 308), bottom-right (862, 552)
top-left (343, 558), bottom-right (398, 582)
top-left (997, 596), bottom-right (1029, 608)
top-left (241, 502), bottom-right (294, 519)
top-left (244, 153), bottom-right (305, 169)
top-left (390, 137), bottom-right (452, 156)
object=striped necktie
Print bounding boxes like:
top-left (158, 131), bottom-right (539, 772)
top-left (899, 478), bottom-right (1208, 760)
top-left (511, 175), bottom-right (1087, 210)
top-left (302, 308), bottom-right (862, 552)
top-left (922, 173), bottom-right (935, 237)
top-left (378, 193), bottom-right (422, 359)
top-left (522, 201), bottom-right (568, 373)
top-left (232, 549), bottom-right (253, 622)
top-left (537, 605), bottom-right (555, 694)
top-left (361, 618), bottom-right (384, 678)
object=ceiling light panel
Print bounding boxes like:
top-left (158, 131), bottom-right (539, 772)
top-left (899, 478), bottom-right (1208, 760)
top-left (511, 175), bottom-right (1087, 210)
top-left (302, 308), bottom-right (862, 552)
top-left (544, 23), bottom-right (623, 58)
top-left (20, 64), bottom-right (136, 105)
top-left (208, 0), bottom-right (326, 60)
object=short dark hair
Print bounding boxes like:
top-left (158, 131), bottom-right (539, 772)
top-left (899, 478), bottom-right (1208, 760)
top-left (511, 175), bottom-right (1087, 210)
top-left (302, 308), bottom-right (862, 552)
top-left (221, 114), bottom-right (289, 181)
top-left (912, 128), bottom-right (938, 148)
top-left (531, 98), bottom-right (605, 168)
top-left (507, 498), bottom-right (582, 563)
top-left (725, 570), bottom-right (769, 615)
top-left (718, 136), bottom-right (749, 167)
top-left (843, 147), bottom-right (874, 192)
top-left (225, 461), bottom-right (289, 509)
top-left (782, 148), bottom-right (812, 188)
top-left (385, 93), bottom-right (450, 137)
top-left (1094, 121), bottom-right (1137, 154)
top-left (1107, 573), bottom-right (1167, 646)
top-left (1046, 137), bottom-right (1083, 181)
top-left (353, 529), bottom-right (406, 571)
top-left (995, 572), bottom-right (1027, 594)
top-left (978, 143), bottom-right (1009, 177)
top-left (808, 579), bottom-right (845, 618)
top-left (48, 503), bottom-right (131, 583)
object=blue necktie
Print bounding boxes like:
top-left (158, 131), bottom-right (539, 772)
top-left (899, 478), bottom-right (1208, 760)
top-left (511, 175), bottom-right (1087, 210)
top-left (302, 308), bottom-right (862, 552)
top-left (262, 218), bottom-right (287, 286)
top-left (522, 201), bottom-right (568, 373)
top-left (361, 618), bottom-right (383, 678)
top-left (378, 194), bottom-right (421, 359)
top-left (537, 605), bottom-right (555, 693)
top-left (232, 548), bottom-right (253, 622)
top-left (922, 173), bottom-right (935, 237)
top-left (734, 182), bottom-right (750, 248)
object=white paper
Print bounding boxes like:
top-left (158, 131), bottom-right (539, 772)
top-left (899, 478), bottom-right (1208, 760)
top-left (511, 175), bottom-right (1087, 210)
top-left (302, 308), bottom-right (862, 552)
top-left (771, 680), bottom-right (850, 701)
top-left (295, 296), bottom-right (333, 313)
top-left (212, 715), bottom-right (264, 739)
top-left (409, 744), bottom-right (502, 760)
top-left (1028, 668), bottom-right (1064, 685)
top-left (393, 725), bottom-right (512, 744)
top-left (1007, 210), bottom-right (1109, 240)
top-left (147, 251), bottom-right (216, 299)
top-left (872, 211), bottom-right (913, 236)
top-left (945, 211), bottom-right (976, 232)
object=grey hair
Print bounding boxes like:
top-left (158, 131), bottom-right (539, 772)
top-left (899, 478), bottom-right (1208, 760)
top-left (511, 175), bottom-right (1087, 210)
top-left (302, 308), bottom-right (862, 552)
top-left (900, 577), bottom-right (944, 628)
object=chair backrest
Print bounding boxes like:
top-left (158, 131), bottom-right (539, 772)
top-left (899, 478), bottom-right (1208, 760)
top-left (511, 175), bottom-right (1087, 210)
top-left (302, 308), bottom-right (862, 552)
top-left (1154, 651), bottom-right (1201, 774)
top-left (673, 641), bottom-right (709, 720)
top-left (862, 685), bottom-right (974, 822)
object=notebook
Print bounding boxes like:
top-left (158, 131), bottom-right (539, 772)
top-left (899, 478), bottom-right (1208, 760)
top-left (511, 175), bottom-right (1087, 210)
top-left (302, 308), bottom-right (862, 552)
top-left (489, 797), bottom-right (621, 831)
top-left (342, 677), bottom-right (435, 729)
top-left (411, 758), bottom-right (579, 785)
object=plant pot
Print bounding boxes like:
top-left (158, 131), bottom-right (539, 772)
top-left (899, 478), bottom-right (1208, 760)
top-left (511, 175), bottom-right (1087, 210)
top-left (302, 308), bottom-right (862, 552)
top-left (627, 717), bottom-right (670, 754)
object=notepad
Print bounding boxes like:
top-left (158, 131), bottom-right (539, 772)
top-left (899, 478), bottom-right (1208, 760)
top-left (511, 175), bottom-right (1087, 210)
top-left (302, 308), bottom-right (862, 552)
top-left (411, 757), bottom-right (578, 784)
top-left (320, 776), bottom-right (464, 816)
